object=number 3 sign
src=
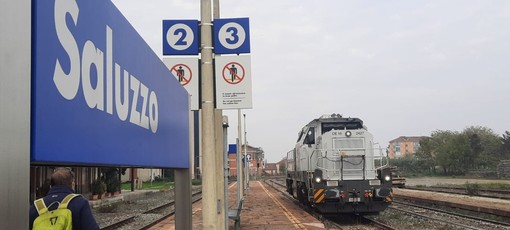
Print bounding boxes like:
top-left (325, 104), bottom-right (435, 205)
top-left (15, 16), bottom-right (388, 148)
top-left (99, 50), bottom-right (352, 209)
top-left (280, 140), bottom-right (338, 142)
top-left (214, 18), bottom-right (250, 54)
top-left (163, 20), bottom-right (199, 55)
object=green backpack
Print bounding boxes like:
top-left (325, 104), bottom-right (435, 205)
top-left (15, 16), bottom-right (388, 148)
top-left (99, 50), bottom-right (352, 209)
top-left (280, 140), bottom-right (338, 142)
top-left (33, 194), bottom-right (81, 230)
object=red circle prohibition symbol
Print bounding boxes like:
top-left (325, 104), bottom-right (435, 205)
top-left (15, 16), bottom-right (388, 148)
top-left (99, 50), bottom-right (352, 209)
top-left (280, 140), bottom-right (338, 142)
top-left (222, 62), bottom-right (245, 85)
top-left (171, 64), bottom-right (192, 86)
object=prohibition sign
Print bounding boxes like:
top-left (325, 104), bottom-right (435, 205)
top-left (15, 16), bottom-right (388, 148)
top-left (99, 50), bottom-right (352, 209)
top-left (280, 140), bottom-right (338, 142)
top-left (171, 64), bottom-right (192, 86)
top-left (222, 62), bottom-right (245, 85)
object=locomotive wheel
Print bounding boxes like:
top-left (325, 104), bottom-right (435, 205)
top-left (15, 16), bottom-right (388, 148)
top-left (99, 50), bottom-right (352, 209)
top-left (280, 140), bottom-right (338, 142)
top-left (297, 183), bottom-right (309, 205)
top-left (296, 183), bottom-right (303, 203)
top-left (301, 183), bottom-right (310, 205)
top-left (286, 180), bottom-right (294, 197)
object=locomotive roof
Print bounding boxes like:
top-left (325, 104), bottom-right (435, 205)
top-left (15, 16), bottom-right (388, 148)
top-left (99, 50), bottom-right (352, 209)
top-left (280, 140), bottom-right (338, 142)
top-left (307, 114), bottom-right (364, 126)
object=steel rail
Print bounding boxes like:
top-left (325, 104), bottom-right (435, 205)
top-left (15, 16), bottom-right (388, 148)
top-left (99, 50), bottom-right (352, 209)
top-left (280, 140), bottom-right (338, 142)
top-left (100, 191), bottom-right (203, 230)
top-left (265, 179), bottom-right (395, 230)
top-left (393, 200), bottom-right (510, 227)
top-left (389, 205), bottom-right (484, 230)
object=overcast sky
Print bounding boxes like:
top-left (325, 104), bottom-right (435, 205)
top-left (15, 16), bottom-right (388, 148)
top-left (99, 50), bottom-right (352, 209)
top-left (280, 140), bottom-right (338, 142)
top-left (112, 0), bottom-right (510, 163)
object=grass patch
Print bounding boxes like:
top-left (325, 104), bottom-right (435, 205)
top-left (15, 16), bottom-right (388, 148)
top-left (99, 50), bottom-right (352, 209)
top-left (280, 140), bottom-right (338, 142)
top-left (192, 179), bottom-right (202, 185)
top-left (121, 181), bottom-right (175, 190)
top-left (461, 182), bottom-right (510, 191)
top-left (465, 182), bottom-right (480, 195)
top-left (480, 183), bottom-right (510, 190)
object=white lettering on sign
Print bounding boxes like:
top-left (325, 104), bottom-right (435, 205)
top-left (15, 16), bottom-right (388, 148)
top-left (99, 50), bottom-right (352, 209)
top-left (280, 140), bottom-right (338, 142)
top-left (52, 0), bottom-right (158, 133)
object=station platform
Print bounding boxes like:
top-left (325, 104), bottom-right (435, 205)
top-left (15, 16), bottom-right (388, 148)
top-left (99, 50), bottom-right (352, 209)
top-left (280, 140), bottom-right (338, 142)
top-left (149, 180), bottom-right (325, 229)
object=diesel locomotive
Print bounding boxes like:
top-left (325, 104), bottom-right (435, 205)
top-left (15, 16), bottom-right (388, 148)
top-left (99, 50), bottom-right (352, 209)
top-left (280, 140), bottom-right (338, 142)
top-left (286, 114), bottom-right (393, 214)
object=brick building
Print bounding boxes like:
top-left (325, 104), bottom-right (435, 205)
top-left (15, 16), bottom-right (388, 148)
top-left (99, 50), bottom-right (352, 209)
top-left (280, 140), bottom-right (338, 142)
top-left (388, 136), bottom-right (426, 159)
top-left (262, 163), bottom-right (279, 175)
top-left (228, 144), bottom-right (264, 178)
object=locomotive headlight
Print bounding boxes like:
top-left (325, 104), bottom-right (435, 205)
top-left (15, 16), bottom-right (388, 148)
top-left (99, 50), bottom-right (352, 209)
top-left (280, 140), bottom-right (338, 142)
top-left (345, 131), bottom-right (352, 137)
top-left (384, 175), bottom-right (391, 182)
top-left (313, 169), bottom-right (323, 184)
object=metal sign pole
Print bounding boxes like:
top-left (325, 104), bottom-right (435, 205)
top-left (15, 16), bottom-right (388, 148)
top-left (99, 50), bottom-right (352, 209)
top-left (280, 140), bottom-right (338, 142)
top-left (222, 116), bottom-right (229, 230)
top-left (175, 96), bottom-right (194, 230)
top-left (244, 114), bottom-right (249, 190)
top-left (0, 1), bottom-right (31, 228)
top-left (237, 110), bottom-right (244, 200)
top-left (175, 169), bottom-right (192, 229)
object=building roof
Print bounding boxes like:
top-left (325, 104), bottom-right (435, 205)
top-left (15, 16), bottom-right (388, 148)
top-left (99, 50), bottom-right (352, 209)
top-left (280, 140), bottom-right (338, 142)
top-left (276, 157), bottom-right (287, 165)
top-left (228, 144), bottom-right (264, 154)
top-left (264, 163), bottom-right (277, 170)
top-left (389, 136), bottom-right (427, 143)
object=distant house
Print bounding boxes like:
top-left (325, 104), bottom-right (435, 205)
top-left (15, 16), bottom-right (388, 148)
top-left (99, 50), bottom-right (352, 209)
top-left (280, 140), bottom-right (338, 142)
top-left (388, 136), bottom-right (427, 159)
top-left (228, 144), bottom-right (264, 177)
top-left (262, 163), bottom-right (279, 175)
top-left (121, 168), bottom-right (163, 183)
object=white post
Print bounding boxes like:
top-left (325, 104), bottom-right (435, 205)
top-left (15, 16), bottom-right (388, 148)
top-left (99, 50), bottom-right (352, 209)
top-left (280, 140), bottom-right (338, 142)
top-left (200, 0), bottom-right (218, 228)
top-left (213, 2), bottom-right (225, 228)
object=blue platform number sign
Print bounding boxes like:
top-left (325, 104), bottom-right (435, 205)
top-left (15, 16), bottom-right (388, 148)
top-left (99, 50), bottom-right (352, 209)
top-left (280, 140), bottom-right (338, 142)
top-left (214, 18), bottom-right (250, 54)
top-left (163, 20), bottom-right (199, 55)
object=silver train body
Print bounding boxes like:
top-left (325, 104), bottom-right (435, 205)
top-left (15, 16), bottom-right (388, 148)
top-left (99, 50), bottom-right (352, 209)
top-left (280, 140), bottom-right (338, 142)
top-left (286, 114), bottom-right (393, 214)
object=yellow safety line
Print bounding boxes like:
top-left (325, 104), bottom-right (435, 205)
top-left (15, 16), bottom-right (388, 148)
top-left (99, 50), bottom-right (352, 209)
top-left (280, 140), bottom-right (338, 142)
top-left (258, 181), bottom-right (307, 229)
top-left (228, 181), bottom-right (237, 189)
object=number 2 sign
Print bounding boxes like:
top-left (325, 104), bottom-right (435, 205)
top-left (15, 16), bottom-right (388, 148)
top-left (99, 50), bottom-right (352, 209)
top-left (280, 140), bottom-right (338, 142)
top-left (214, 18), bottom-right (250, 54)
top-left (163, 20), bottom-right (199, 55)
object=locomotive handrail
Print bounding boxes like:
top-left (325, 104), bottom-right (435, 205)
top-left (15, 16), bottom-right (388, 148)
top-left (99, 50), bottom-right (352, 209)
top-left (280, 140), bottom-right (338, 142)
top-left (308, 149), bottom-right (319, 170)
top-left (373, 147), bottom-right (390, 170)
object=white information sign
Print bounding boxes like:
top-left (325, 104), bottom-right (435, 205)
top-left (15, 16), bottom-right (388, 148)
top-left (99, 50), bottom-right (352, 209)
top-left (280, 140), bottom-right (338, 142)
top-left (163, 57), bottom-right (199, 110)
top-left (215, 55), bottom-right (253, 109)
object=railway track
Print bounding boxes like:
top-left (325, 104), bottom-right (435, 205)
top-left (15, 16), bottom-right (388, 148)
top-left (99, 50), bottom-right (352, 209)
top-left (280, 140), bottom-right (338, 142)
top-left (388, 200), bottom-right (510, 229)
top-left (394, 200), bottom-right (510, 227)
top-left (100, 191), bottom-right (202, 230)
top-left (265, 179), bottom-right (394, 230)
top-left (406, 185), bottom-right (510, 199)
top-left (395, 188), bottom-right (510, 219)
top-left (267, 178), bottom-right (510, 229)
top-left (96, 179), bottom-right (510, 229)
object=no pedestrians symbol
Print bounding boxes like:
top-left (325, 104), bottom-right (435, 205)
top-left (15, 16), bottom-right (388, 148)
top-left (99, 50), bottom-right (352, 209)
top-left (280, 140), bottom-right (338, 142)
top-left (222, 62), bottom-right (245, 85)
top-left (171, 64), bottom-right (192, 86)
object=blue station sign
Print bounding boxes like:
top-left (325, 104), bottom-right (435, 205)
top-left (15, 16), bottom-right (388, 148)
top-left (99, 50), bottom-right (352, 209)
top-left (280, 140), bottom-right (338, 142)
top-left (32, 0), bottom-right (190, 168)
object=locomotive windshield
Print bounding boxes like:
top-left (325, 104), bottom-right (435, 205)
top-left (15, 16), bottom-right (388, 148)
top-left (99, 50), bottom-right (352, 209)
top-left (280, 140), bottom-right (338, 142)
top-left (321, 121), bottom-right (363, 134)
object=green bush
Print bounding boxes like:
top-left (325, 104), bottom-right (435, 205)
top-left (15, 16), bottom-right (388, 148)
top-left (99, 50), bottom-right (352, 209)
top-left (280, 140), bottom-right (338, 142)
top-left (192, 179), bottom-right (202, 185)
top-left (106, 177), bottom-right (120, 193)
top-left (120, 181), bottom-right (174, 190)
top-left (91, 179), bottom-right (106, 195)
top-left (465, 182), bottom-right (480, 195)
top-left (483, 183), bottom-right (510, 190)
